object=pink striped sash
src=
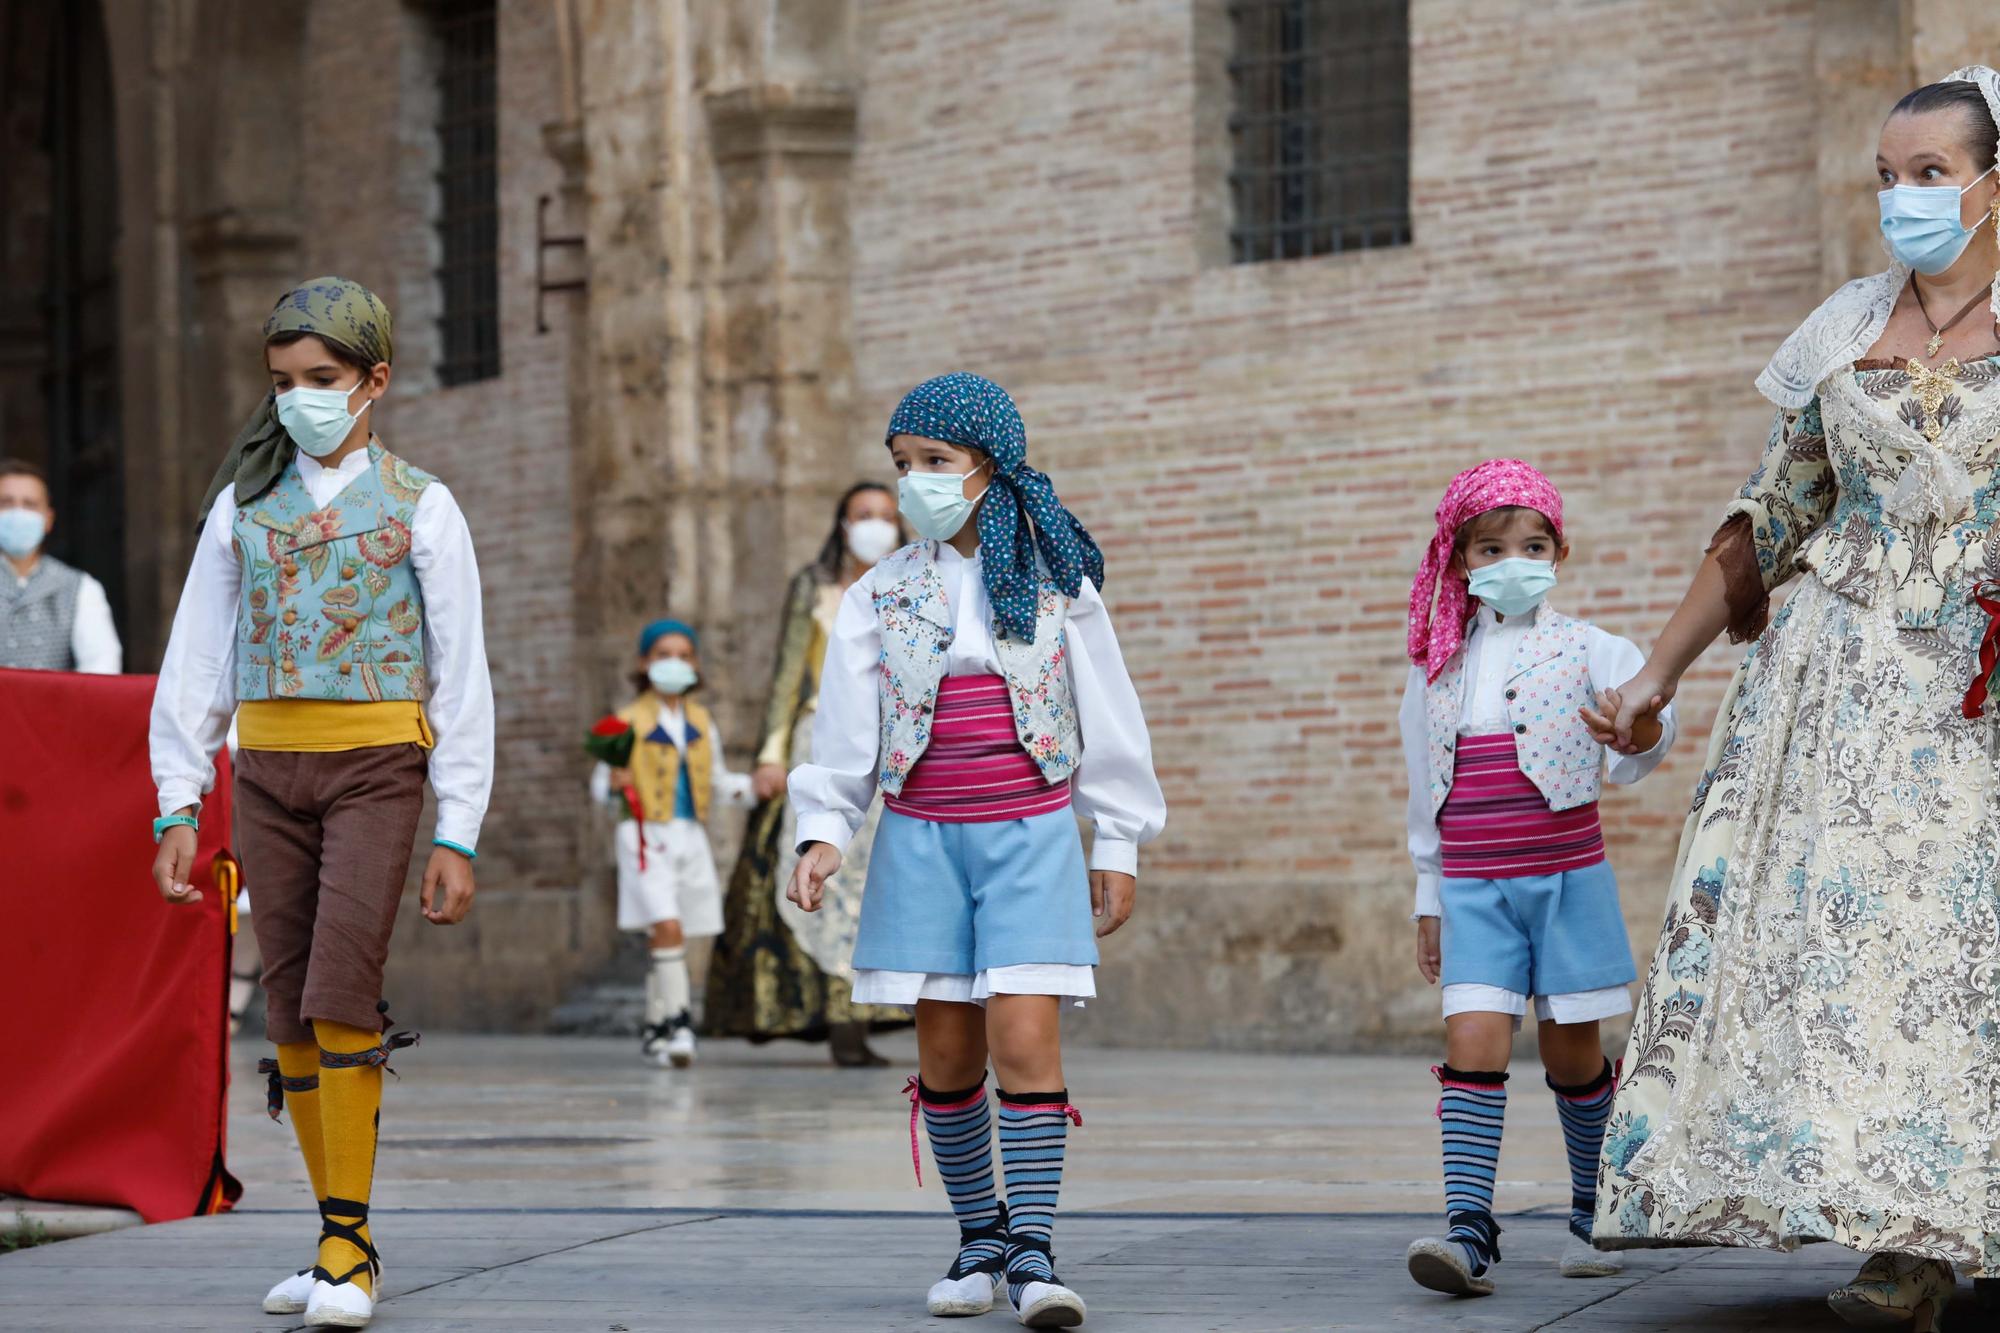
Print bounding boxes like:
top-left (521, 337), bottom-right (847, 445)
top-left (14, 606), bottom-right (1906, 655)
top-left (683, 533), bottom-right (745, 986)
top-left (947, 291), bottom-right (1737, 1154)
top-left (885, 675), bottom-right (1071, 824)
top-left (1438, 733), bottom-right (1604, 879)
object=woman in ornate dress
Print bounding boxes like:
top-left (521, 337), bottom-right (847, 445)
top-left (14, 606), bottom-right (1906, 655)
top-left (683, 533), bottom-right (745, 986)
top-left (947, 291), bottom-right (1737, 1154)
top-left (1596, 68), bottom-right (2000, 1329)
top-left (703, 483), bottom-right (912, 1065)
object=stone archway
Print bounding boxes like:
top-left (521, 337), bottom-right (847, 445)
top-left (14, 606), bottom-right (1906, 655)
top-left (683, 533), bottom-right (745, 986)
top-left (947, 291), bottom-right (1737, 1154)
top-left (0, 0), bottom-right (125, 629)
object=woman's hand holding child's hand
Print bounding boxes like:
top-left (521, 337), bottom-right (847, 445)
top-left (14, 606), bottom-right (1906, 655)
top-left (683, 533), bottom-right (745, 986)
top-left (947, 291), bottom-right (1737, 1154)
top-left (1416, 917), bottom-right (1440, 985)
top-left (787, 842), bottom-right (842, 912)
top-left (1581, 683), bottom-right (1666, 756)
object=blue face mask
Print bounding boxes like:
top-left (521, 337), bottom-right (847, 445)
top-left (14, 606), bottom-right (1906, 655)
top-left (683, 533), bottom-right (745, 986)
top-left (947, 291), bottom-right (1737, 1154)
top-left (898, 467), bottom-right (990, 542)
top-left (1878, 164), bottom-right (1998, 275)
top-left (0, 508), bottom-right (46, 559)
top-left (647, 658), bottom-right (698, 696)
top-left (1467, 557), bottom-right (1558, 619)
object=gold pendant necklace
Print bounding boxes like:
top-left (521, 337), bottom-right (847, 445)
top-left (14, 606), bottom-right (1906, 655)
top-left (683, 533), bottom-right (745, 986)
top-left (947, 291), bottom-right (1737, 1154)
top-left (1913, 281), bottom-right (1991, 359)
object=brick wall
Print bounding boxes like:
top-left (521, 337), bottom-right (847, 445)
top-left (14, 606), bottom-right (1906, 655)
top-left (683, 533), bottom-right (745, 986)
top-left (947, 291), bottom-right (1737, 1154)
top-left (848, 0), bottom-right (1827, 1049)
top-left (292, 0), bottom-right (607, 1025)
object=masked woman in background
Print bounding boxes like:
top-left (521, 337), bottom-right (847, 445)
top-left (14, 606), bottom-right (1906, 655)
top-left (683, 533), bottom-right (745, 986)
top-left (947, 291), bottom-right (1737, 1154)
top-left (704, 483), bottom-right (912, 1066)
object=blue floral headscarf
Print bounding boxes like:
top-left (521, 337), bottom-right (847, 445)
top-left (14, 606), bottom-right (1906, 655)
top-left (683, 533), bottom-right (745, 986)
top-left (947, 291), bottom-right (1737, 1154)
top-left (885, 372), bottom-right (1103, 642)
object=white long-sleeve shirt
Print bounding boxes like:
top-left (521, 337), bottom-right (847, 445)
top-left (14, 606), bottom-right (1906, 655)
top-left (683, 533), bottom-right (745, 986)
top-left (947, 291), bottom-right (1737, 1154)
top-left (589, 698), bottom-right (755, 815)
top-left (6, 560), bottom-right (122, 673)
top-left (1400, 605), bottom-right (1676, 919)
top-left (150, 446), bottom-right (495, 850)
top-left (790, 543), bottom-right (1165, 876)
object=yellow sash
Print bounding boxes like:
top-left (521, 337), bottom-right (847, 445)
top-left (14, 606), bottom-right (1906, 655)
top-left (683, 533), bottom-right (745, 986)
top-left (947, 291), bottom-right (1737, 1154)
top-left (236, 700), bottom-right (436, 752)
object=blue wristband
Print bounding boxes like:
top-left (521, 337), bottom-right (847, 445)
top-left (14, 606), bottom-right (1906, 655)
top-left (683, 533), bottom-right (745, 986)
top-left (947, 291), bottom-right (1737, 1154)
top-left (432, 838), bottom-right (477, 860)
top-left (153, 813), bottom-right (200, 844)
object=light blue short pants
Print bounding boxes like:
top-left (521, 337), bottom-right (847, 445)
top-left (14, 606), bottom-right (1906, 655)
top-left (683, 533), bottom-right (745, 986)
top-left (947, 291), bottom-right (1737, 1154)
top-left (852, 809), bottom-right (1099, 974)
top-left (1438, 859), bottom-right (1636, 997)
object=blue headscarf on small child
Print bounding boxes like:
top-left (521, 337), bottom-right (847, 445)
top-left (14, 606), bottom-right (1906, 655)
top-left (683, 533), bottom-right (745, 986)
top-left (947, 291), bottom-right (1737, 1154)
top-left (884, 373), bottom-right (1104, 642)
top-left (638, 619), bottom-right (698, 656)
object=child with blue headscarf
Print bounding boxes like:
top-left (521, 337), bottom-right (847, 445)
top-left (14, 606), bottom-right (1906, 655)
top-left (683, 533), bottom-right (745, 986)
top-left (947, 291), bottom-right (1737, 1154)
top-left (589, 617), bottom-right (754, 1069)
top-left (789, 373), bottom-right (1166, 1327)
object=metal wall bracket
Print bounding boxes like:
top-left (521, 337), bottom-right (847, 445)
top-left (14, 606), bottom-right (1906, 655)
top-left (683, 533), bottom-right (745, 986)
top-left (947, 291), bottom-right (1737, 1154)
top-left (535, 193), bottom-right (586, 333)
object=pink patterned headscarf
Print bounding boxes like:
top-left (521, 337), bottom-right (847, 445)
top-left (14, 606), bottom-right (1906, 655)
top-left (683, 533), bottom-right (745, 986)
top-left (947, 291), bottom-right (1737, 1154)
top-left (1407, 460), bottom-right (1565, 683)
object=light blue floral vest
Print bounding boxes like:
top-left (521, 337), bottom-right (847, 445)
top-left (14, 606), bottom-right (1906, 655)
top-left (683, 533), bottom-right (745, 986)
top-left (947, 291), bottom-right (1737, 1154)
top-left (232, 443), bottom-right (434, 702)
top-left (1424, 604), bottom-right (1601, 816)
top-left (871, 543), bottom-right (1081, 796)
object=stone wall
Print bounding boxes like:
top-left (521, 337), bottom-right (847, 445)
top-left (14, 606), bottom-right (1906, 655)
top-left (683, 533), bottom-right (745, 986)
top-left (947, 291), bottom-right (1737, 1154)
top-left (22, 0), bottom-right (2000, 1046)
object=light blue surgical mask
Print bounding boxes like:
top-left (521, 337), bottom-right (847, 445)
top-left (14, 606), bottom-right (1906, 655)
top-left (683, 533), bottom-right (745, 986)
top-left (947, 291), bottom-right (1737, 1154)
top-left (1468, 557), bottom-right (1558, 619)
top-left (276, 381), bottom-right (372, 458)
top-left (1878, 163), bottom-right (1999, 275)
top-left (647, 658), bottom-right (698, 696)
top-left (898, 467), bottom-right (989, 542)
top-left (0, 508), bottom-right (46, 559)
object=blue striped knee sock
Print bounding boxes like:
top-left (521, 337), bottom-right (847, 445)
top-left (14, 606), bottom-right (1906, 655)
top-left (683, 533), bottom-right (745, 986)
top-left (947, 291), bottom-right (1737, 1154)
top-left (920, 1079), bottom-right (1007, 1278)
top-left (1436, 1064), bottom-right (1508, 1275)
top-left (997, 1088), bottom-right (1079, 1304)
top-left (1549, 1060), bottom-right (1616, 1240)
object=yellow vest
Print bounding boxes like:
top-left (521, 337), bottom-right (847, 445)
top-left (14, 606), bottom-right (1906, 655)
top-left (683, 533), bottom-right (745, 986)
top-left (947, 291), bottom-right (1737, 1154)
top-left (616, 693), bottom-right (714, 823)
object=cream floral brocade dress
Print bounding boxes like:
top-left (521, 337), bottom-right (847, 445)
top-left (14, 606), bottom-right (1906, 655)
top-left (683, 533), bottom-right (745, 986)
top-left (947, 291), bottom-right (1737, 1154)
top-left (1596, 354), bottom-right (2000, 1272)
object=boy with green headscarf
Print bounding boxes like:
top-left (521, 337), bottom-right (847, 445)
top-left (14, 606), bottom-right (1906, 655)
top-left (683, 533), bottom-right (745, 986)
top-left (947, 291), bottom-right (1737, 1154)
top-left (148, 276), bottom-right (494, 1330)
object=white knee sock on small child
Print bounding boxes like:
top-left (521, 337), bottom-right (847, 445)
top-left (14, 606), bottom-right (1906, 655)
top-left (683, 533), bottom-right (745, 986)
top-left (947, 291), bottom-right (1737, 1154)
top-left (647, 946), bottom-right (690, 1026)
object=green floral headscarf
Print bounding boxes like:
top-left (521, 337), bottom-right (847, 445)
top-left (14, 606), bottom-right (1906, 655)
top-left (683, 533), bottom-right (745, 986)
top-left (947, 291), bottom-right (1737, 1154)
top-left (194, 277), bottom-right (394, 525)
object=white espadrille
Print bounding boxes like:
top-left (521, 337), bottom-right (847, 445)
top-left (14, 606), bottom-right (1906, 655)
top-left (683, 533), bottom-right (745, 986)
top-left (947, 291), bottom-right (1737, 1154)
top-left (263, 1267), bottom-right (316, 1314)
top-left (1009, 1279), bottom-right (1086, 1328)
top-left (1406, 1236), bottom-right (1495, 1297)
top-left (926, 1271), bottom-right (999, 1317)
top-left (303, 1277), bottom-right (374, 1328)
top-left (1558, 1231), bottom-right (1624, 1278)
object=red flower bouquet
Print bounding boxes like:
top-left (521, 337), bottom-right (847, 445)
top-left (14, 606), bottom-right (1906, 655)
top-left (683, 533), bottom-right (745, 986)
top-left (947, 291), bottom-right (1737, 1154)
top-left (585, 715), bottom-right (648, 867)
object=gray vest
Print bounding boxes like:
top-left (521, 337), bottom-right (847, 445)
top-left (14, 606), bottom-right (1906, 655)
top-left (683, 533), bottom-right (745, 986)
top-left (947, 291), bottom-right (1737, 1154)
top-left (0, 554), bottom-right (83, 671)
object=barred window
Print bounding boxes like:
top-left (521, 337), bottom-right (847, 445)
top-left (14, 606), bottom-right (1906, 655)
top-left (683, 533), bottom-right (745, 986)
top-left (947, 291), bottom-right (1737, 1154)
top-left (433, 0), bottom-right (499, 384)
top-left (1228, 0), bottom-right (1411, 263)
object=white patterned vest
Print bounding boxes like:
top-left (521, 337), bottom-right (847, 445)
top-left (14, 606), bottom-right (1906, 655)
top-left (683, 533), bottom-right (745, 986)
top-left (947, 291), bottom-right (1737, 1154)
top-left (871, 543), bottom-right (1081, 796)
top-left (231, 444), bottom-right (434, 702)
top-left (1425, 605), bottom-right (1601, 816)
top-left (0, 554), bottom-right (83, 671)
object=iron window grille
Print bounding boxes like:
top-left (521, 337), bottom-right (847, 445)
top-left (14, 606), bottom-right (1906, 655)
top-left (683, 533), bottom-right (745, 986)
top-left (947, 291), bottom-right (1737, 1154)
top-left (1227, 0), bottom-right (1411, 263)
top-left (433, 0), bottom-right (499, 384)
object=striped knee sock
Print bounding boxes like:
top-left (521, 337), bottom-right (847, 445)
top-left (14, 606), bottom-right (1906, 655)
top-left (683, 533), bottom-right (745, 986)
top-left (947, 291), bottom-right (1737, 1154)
top-left (1549, 1060), bottom-right (1616, 1240)
top-left (997, 1088), bottom-right (1080, 1304)
top-left (1436, 1064), bottom-right (1508, 1275)
top-left (920, 1080), bottom-right (1007, 1278)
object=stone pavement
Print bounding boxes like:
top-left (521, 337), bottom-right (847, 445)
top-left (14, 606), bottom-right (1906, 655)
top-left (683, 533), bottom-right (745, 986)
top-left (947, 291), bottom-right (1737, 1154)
top-left (2, 1035), bottom-right (1991, 1331)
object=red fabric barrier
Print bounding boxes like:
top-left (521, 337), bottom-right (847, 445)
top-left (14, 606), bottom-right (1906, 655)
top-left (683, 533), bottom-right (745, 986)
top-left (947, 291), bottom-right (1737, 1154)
top-left (0, 668), bottom-right (240, 1222)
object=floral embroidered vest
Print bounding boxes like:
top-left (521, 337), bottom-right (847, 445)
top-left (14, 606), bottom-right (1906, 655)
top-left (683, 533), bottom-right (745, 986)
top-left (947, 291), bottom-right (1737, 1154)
top-left (616, 693), bottom-right (716, 823)
top-left (233, 443), bottom-right (433, 702)
top-left (871, 543), bottom-right (1080, 797)
top-left (1424, 605), bottom-right (1600, 817)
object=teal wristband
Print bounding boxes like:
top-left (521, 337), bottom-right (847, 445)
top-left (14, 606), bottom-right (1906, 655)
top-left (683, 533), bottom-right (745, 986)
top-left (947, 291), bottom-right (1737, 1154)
top-left (153, 814), bottom-right (200, 844)
top-left (433, 838), bottom-right (477, 860)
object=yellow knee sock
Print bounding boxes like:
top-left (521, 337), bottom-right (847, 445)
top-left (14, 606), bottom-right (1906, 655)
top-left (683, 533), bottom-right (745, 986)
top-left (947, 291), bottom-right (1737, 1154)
top-left (313, 1019), bottom-right (385, 1295)
top-left (274, 1041), bottom-right (329, 1203)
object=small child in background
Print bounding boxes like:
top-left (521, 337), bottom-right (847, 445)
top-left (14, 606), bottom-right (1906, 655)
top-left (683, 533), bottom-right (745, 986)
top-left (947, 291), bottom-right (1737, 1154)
top-left (590, 619), bottom-right (753, 1068)
top-left (1399, 460), bottom-right (1675, 1297)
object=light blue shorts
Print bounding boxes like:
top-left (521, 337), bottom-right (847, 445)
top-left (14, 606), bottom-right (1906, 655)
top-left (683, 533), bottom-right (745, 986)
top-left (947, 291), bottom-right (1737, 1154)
top-left (1438, 859), bottom-right (1636, 998)
top-left (852, 809), bottom-right (1099, 974)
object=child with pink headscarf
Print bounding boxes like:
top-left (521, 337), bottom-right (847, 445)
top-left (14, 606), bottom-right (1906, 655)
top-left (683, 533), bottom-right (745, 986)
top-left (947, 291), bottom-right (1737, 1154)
top-left (1398, 459), bottom-right (1675, 1298)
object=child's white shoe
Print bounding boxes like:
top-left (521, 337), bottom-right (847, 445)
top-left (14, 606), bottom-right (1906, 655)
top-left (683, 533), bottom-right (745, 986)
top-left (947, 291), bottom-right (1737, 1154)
top-left (303, 1277), bottom-right (374, 1327)
top-left (1559, 1230), bottom-right (1623, 1277)
top-left (926, 1271), bottom-right (999, 1317)
top-left (1009, 1279), bottom-right (1086, 1327)
top-left (665, 1017), bottom-right (697, 1068)
top-left (1406, 1236), bottom-right (1496, 1297)
top-left (263, 1267), bottom-right (316, 1314)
